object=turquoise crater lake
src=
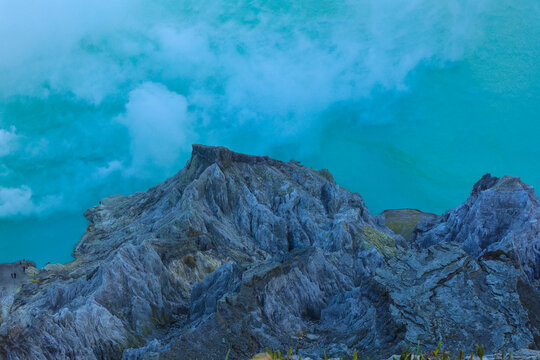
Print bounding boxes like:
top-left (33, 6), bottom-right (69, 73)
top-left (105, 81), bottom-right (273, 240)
top-left (0, 0), bottom-right (539, 267)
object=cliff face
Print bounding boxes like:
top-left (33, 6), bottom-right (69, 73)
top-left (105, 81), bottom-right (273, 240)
top-left (0, 145), bottom-right (538, 360)
top-left (413, 174), bottom-right (540, 285)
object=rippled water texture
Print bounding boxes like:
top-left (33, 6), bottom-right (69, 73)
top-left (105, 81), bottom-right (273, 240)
top-left (0, 0), bottom-right (539, 266)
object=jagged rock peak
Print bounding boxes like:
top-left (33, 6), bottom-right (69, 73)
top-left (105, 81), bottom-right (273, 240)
top-left (413, 172), bottom-right (540, 286)
top-left (470, 173), bottom-right (538, 201)
top-left (470, 173), bottom-right (500, 196)
top-left (190, 144), bottom-right (277, 167)
top-left (181, 144), bottom-right (336, 187)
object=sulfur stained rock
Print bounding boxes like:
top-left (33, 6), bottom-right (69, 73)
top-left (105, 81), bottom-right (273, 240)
top-left (251, 353), bottom-right (272, 360)
top-left (380, 208), bottom-right (438, 242)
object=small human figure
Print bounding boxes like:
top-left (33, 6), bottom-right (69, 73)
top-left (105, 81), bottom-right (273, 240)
top-left (10, 273), bottom-right (13, 279)
top-left (23, 266), bottom-right (25, 272)
top-left (13, 272), bottom-right (16, 279)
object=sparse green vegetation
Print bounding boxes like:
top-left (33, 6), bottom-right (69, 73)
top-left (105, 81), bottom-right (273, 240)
top-left (476, 345), bottom-right (485, 360)
top-left (360, 225), bottom-right (397, 259)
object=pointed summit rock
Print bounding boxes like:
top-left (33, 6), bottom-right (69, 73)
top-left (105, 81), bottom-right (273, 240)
top-left (414, 174), bottom-right (540, 285)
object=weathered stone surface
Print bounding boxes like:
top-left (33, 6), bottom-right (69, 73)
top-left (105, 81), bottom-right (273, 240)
top-left (408, 174), bottom-right (540, 349)
top-left (414, 174), bottom-right (540, 285)
top-left (190, 262), bottom-right (242, 319)
top-left (375, 242), bottom-right (533, 352)
top-left (0, 146), bottom-right (538, 360)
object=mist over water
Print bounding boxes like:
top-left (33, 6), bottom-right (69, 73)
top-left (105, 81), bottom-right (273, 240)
top-left (0, 0), bottom-right (539, 266)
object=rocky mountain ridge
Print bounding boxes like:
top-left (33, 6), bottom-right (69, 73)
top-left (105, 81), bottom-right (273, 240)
top-left (0, 145), bottom-right (538, 360)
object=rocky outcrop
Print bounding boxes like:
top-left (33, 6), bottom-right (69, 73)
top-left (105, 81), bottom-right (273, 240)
top-left (411, 174), bottom-right (540, 347)
top-left (375, 242), bottom-right (533, 351)
top-left (414, 174), bottom-right (540, 285)
top-left (0, 146), bottom-right (538, 360)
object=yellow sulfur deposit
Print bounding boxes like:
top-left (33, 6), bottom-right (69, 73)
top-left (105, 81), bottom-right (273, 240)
top-left (251, 353), bottom-right (272, 360)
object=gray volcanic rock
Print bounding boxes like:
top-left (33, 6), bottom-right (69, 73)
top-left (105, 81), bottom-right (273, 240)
top-left (414, 174), bottom-right (540, 285)
top-left (375, 242), bottom-right (533, 352)
top-left (411, 174), bottom-right (540, 348)
top-left (0, 146), bottom-right (538, 360)
top-left (190, 262), bottom-right (242, 319)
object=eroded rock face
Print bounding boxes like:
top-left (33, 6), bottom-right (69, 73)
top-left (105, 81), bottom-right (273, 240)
top-left (414, 174), bottom-right (540, 285)
top-left (0, 146), bottom-right (538, 360)
top-left (375, 242), bottom-right (533, 351)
